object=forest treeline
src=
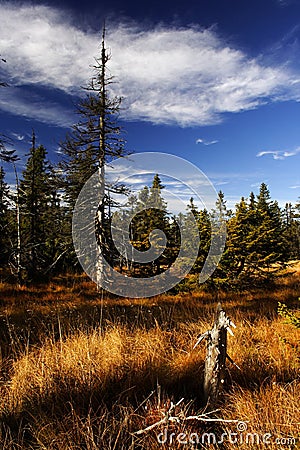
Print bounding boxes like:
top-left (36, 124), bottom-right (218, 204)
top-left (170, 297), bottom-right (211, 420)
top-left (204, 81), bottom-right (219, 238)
top-left (0, 143), bottom-right (299, 289)
top-left (0, 35), bottom-right (299, 289)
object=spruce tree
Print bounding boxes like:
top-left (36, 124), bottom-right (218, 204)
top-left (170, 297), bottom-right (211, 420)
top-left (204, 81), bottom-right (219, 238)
top-left (130, 174), bottom-right (171, 275)
top-left (147, 174), bottom-right (170, 274)
top-left (148, 175), bottom-right (169, 240)
top-left (130, 186), bottom-right (150, 249)
top-left (43, 165), bottom-right (70, 275)
top-left (198, 208), bottom-right (211, 267)
top-left (181, 198), bottom-right (211, 274)
top-left (214, 190), bottom-right (232, 220)
top-left (250, 183), bottom-right (286, 273)
top-left (111, 195), bottom-right (137, 274)
top-left (226, 196), bottom-right (252, 280)
top-left (61, 27), bottom-right (128, 286)
top-left (209, 190), bottom-right (232, 285)
top-left (283, 201), bottom-right (300, 260)
top-left (183, 198), bottom-right (200, 264)
top-left (224, 184), bottom-right (287, 285)
top-left (19, 133), bottom-right (52, 281)
top-left (0, 147), bottom-right (19, 278)
top-left (211, 184), bottom-right (287, 287)
top-left (61, 28), bottom-right (127, 203)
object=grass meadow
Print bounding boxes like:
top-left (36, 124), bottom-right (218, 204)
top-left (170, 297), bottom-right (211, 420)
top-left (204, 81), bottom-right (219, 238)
top-left (0, 264), bottom-right (299, 449)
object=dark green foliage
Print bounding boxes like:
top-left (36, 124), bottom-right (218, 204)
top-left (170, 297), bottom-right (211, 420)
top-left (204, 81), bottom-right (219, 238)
top-left (128, 174), bottom-right (174, 276)
top-left (18, 135), bottom-right (67, 281)
top-left (247, 184), bottom-right (287, 272)
top-left (19, 139), bottom-right (50, 280)
top-left (182, 198), bottom-right (211, 274)
top-left (282, 202), bottom-right (300, 260)
top-left (44, 166), bottom-right (71, 275)
top-left (0, 147), bottom-right (20, 274)
top-left (209, 184), bottom-right (289, 289)
top-left (114, 182), bottom-right (298, 290)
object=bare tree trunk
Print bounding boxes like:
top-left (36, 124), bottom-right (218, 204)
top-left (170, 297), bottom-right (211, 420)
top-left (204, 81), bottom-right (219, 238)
top-left (96, 165), bottom-right (105, 290)
top-left (96, 26), bottom-right (107, 291)
top-left (13, 163), bottom-right (22, 286)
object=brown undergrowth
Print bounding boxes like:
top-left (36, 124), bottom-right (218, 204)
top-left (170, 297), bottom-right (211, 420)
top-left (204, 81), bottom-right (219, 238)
top-left (0, 264), bottom-right (299, 449)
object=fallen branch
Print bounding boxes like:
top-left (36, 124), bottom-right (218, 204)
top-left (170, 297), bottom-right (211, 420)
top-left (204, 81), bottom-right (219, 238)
top-left (134, 402), bottom-right (245, 435)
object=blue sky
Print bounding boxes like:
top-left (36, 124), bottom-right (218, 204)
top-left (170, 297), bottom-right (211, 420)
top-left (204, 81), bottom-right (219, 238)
top-left (1, 0), bottom-right (300, 209)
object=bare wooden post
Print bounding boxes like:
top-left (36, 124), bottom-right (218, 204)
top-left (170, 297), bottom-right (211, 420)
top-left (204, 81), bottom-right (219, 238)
top-left (194, 303), bottom-right (237, 409)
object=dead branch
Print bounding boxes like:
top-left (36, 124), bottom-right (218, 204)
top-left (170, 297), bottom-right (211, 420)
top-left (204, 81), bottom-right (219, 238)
top-left (134, 402), bottom-right (244, 436)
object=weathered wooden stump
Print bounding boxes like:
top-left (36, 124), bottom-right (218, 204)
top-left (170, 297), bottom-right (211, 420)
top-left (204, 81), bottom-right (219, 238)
top-left (194, 303), bottom-right (238, 409)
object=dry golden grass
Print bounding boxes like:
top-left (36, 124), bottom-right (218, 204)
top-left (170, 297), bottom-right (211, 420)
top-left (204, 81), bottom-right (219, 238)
top-left (221, 381), bottom-right (300, 449)
top-left (0, 264), bottom-right (299, 449)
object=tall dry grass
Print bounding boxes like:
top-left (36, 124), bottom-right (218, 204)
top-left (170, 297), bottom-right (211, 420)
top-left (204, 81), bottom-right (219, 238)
top-left (0, 264), bottom-right (299, 448)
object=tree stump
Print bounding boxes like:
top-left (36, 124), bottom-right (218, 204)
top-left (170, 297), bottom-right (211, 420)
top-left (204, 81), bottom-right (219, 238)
top-left (194, 303), bottom-right (237, 409)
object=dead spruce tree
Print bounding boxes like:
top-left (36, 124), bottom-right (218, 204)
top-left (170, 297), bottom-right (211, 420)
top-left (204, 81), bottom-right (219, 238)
top-left (61, 26), bottom-right (128, 287)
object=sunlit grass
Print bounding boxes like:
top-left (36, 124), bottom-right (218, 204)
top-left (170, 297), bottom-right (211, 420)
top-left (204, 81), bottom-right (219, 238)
top-left (0, 263), bottom-right (299, 449)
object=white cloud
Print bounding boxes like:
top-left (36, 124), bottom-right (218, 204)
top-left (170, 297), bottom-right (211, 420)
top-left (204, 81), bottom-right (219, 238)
top-left (250, 181), bottom-right (264, 189)
top-left (0, 4), bottom-right (96, 91)
top-left (0, 86), bottom-right (74, 127)
top-left (214, 180), bottom-right (230, 186)
top-left (196, 138), bottom-right (218, 145)
top-left (109, 25), bottom-right (300, 126)
top-left (276, 0), bottom-right (295, 6)
top-left (1, 4), bottom-right (300, 126)
top-left (289, 184), bottom-right (300, 189)
top-left (257, 147), bottom-right (300, 160)
top-left (10, 132), bottom-right (25, 141)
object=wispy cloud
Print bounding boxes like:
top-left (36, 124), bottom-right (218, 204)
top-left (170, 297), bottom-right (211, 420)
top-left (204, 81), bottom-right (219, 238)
top-left (214, 180), bottom-right (230, 186)
top-left (1, 4), bottom-right (300, 126)
top-left (250, 181), bottom-right (264, 189)
top-left (0, 4), bottom-right (96, 92)
top-left (196, 138), bottom-right (219, 145)
top-left (276, 0), bottom-right (296, 6)
top-left (257, 147), bottom-right (300, 160)
top-left (110, 25), bottom-right (300, 126)
top-left (0, 86), bottom-right (74, 127)
top-left (289, 184), bottom-right (300, 189)
top-left (10, 132), bottom-right (25, 141)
